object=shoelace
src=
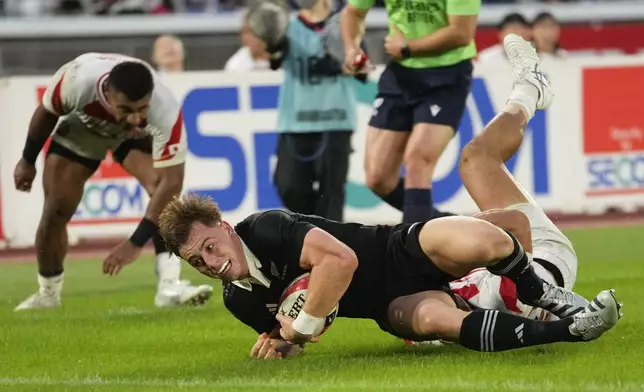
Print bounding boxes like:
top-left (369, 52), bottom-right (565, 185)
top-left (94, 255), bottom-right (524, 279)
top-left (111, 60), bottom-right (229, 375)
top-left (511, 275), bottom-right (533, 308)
top-left (574, 312), bottom-right (604, 338)
top-left (542, 284), bottom-right (574, 305)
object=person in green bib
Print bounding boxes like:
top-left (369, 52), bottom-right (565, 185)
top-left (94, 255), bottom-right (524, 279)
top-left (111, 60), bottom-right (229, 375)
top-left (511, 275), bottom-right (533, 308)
top-left (340, 0), bottom-right (480, 223)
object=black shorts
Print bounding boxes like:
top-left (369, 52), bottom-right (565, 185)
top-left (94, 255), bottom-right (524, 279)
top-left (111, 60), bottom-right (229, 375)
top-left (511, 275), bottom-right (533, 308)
top-left (47, 137), bottom-right (153, 173)
top-left (373, 222), bottom-right (458, 338)
top-left (369, 60), bottom-right (473, 132)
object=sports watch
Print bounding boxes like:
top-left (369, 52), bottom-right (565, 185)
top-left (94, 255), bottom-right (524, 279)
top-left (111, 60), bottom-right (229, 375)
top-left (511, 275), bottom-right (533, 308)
top-left (401, 42), bottom-right (412, 59)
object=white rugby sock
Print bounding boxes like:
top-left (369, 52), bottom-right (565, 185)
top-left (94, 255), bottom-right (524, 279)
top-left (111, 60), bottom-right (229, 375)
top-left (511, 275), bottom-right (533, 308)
top-left (505, 84), bottom-right (539, 121)
top-left (38, 273), bottom-right (63, 297)
top-left (156, 252), bottom-right (181, 286)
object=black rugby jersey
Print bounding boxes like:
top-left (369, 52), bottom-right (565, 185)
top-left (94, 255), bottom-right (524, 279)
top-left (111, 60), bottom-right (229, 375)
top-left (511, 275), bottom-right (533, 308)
top-left (223, 209), bottom-right (392, 334)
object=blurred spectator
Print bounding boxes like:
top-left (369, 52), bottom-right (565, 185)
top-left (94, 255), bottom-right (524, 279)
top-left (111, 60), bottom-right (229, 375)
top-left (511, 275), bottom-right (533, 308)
top-left (532, 12), bottom-right (567, 59)
top-left (478, 13), bottom-right (531, 63)
top-left (152, 34), bottom-right (185, 74)
top-left (57, 0), bottom-right (85, 15)
top-left (4, 0), bottom-right (56, 16)
top-left (224, 12), bottom-right (270, 71)
top-left (94, 0), bottom-right (148, 14)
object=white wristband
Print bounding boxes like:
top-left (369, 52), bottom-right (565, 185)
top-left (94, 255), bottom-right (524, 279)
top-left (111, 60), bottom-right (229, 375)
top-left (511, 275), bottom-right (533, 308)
top-left (292, 310), bottom-right (325, 336)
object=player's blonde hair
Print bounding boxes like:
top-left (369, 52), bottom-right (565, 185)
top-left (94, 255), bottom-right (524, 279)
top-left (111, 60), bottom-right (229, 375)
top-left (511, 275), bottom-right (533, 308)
top-left (158, 194), bottom-right (222, 257)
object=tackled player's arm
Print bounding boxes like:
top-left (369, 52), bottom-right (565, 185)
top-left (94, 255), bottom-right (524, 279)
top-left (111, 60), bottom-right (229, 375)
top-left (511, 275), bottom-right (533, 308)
top-left (406, 0), bottom-right (480, 56)
top-left (474, 209), bottom-right (533, 254)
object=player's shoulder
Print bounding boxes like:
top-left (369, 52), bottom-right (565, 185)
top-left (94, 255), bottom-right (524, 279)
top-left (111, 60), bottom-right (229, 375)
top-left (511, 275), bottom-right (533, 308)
top-left (147, 75), bottom-right (180, 128)
top-left (236, 209), bottom-right (297, 233)
top-left (222, 281), bottom-right (256, 318)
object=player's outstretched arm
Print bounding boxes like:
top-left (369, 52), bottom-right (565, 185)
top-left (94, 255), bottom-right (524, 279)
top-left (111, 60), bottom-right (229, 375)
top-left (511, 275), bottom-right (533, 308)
top-left (14, 104), bottom-right (60, 193)
top-left (144, 164), bottom-right (185, 226)
top-left (104, 106), bottom-right (186, 276)
top-left (278, 228), bottom-right (357, 344)
top-left (16, 60), bottom-right (75, 193)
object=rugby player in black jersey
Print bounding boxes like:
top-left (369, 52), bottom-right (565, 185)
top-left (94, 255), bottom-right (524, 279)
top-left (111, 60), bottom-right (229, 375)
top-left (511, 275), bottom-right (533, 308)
top-left (158, 190), bottom-right (620, 359)
top-left (158, 36), bottom-right (622, 360)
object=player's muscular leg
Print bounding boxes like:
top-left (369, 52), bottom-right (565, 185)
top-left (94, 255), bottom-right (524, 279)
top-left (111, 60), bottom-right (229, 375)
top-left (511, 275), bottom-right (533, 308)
top-left (403, 123), bottom-right (452, 189)
top-left (388, 288), bottom-right (620, 352)
top-left (37, 154), bottom-right (94, 275)
top-left (459, 111), bottom-right (533, 211)
top-left (120, 149), bottom-right (159, 196)
top-left (388, 291), bottom-right (466, 342)
top-left (418, 215), bottom-right (591, 320)
top-left (416, 216), bottom-right (516, 278)
top-left (363, 126), bottom-right (408, 196)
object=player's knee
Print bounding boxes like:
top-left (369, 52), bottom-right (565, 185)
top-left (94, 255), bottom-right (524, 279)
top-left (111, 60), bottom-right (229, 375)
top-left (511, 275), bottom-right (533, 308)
top-left (477, 225), bottom-right (515, 264)
top-left (459, 139), bottom-right (483, 169)
top-left (364, 167), bottom-right (396, 196)
top-left (40, 200), bottom-right (75, 228)
top-left (415, 300), bottom-right (452, 337)
top-left (403, 151), bottom-right (436, 176)
top-left (140, 175), bottom-right (160, 196)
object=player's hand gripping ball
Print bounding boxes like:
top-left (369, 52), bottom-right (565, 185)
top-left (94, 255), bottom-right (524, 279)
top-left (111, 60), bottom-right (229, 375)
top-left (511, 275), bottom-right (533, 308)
top-left (278, 273), bottom-right (339, 336)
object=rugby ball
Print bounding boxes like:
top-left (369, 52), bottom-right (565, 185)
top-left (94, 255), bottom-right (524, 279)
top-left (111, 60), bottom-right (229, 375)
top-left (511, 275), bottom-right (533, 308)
top-left (278, 273), bottom-right (339, 335)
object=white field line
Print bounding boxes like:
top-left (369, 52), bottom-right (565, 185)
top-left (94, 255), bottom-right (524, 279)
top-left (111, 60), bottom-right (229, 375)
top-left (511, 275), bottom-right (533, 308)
top-left (0, 376), bottom-right (642, 391)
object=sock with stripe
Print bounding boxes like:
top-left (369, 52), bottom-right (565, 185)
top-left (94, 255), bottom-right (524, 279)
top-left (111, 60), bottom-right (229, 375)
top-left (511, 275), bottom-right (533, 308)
top-left (486, 229), bottom-right (545, 304)
top-left (458, 310), bottom-right (581, 352)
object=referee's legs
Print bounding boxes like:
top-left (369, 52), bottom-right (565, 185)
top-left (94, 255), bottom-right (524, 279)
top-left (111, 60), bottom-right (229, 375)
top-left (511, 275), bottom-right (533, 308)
top-left (274, 132), bottom-right (317, 215)
top-left (315, 131), bottom-right (353, 221)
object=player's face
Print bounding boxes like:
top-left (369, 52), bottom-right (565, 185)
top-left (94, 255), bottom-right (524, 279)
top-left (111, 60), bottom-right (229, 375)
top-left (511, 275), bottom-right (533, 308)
top-left (106, 91), bottom-right (152, 127)
top-left (154, 38), bottom-right (184, 68)
top-left (179, 221), bottom-right (249, 281)
top-left (533, 19), bottom-right (560, 48)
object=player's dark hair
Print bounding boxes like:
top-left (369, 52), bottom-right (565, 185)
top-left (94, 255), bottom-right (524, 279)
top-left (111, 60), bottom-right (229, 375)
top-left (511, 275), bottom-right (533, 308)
top-left (499, 13), bottom-right (530, 30)
top-left (108, 61), bottom-right (154, 101)
top-left (533, 11), bottom-right (557, 26)
top-left (158, 194), bottom-right (223, 258)
top-left (532, 12), bottom-right (562, 52)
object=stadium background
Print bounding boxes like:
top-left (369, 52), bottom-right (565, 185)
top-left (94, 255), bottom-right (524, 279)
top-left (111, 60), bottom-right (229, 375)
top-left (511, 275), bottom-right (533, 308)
top-left (1, 0), bottom-right (644, 253)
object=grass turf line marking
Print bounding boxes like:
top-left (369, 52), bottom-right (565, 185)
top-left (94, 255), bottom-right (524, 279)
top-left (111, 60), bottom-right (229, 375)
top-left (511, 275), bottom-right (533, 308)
top-left (0, 377), bottom-right (642, 391)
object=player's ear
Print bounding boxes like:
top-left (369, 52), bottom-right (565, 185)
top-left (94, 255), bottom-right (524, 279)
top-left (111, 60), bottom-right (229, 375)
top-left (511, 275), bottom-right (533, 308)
top-left (221, 220), bottom-right (234, 235)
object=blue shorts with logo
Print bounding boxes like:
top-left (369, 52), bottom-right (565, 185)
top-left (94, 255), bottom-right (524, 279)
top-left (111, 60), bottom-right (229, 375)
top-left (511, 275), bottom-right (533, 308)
top-left (369, 59), bottom-right (473, 132)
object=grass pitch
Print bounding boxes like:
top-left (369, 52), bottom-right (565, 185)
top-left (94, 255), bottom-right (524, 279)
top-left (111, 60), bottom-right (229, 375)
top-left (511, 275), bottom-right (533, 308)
top-left (1, 225), bottom-right (643, 392)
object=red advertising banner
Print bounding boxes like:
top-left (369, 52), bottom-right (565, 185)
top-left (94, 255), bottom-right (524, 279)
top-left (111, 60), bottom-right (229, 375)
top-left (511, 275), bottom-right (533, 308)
top-left (476, 22), bottom-right (644, 55)
top-left (583, 66), bottom-right (644, 197)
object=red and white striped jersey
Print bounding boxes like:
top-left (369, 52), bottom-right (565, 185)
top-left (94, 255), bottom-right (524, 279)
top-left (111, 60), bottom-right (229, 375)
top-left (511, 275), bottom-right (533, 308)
top-left (42, 52), bottom-right (186, 168)
top-left (450, 268), bottom-right (554, 321)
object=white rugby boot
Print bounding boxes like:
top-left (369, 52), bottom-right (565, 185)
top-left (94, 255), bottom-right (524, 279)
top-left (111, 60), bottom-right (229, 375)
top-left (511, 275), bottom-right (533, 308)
top-left (532, 280), bottom-right (590, 319)
top-left (14, 274), bottom-right (64, 311)
top-left (14, 292), bottom-right (61, 311)
top-left (154, 280), bottom-right (214, 308)
top-left (503, 33), bottom-right (554, 111)
top-left (569, 289), bottom-right (623, 341)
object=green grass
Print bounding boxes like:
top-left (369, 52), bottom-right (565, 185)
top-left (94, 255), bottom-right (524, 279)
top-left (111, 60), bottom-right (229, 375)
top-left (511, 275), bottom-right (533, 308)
top-left (1, 225), bottom-right (643, 392)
